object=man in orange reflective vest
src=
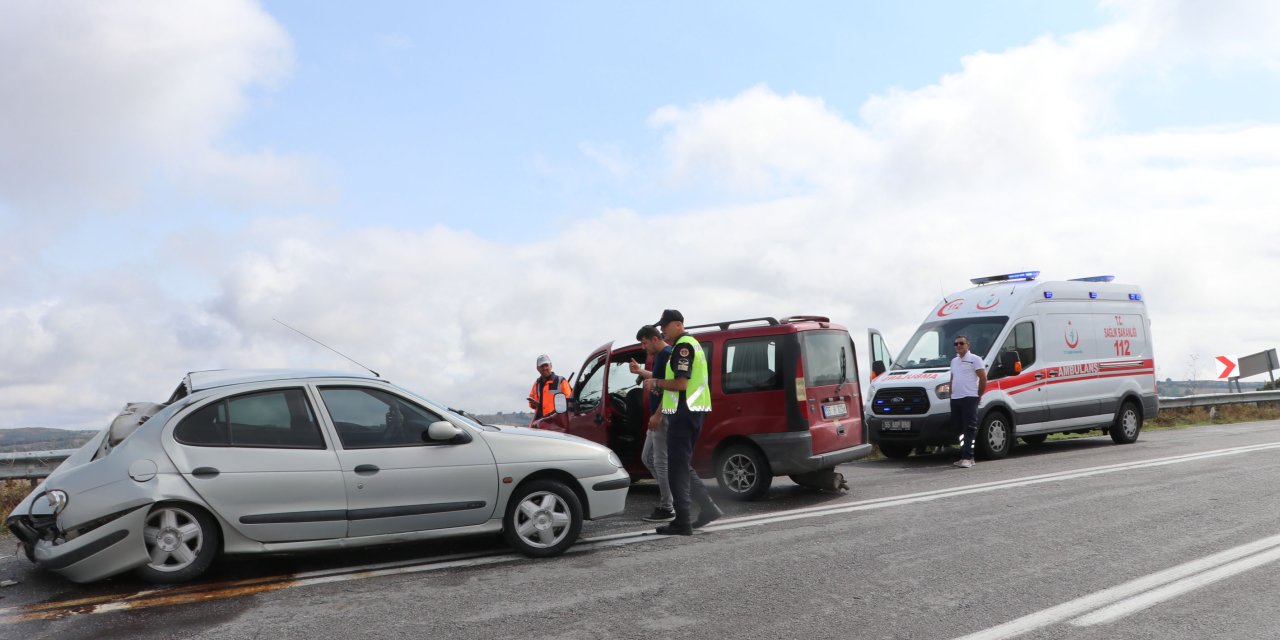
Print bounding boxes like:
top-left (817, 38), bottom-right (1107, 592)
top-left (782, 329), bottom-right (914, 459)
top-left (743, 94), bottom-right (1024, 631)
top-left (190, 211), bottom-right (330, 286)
top-left (528, 354), bottom-right (573, 420)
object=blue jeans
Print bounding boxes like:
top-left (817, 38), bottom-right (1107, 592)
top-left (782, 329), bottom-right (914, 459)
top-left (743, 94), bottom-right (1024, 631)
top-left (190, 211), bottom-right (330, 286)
top-left (951, 396), bottom-right (980, 458)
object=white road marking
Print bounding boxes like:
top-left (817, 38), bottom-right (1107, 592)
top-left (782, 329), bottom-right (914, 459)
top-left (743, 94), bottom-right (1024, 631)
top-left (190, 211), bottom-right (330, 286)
top-left (8, 441), bottom-right (1280, 622)
top-left (952, 532), bottom-right (1280, 639)
top-left (1069, 543), bottom-right (1280, 627)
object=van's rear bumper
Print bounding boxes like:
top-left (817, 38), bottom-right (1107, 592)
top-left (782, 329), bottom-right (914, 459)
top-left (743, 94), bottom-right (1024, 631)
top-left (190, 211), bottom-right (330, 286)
top-left (867, 412), bottom-right (956, 447)
top-left (747, 432), bottom-right (873, 476)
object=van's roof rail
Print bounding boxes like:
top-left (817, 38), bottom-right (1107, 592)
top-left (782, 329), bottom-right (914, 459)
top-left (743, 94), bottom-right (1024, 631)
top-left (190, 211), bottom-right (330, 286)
top-left (970, 270), bottom-right (1040, 285)
top-left (685, 317), bottom-right (779, 332)
top-left (1069, 275), bottom-right (1115, 282)
top-left (781, 315), bottom-right (831, 324)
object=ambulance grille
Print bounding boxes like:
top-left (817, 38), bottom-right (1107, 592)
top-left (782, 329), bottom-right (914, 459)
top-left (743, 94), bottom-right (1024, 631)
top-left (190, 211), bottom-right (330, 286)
top-left (872, 388), bottom-right (929, 415)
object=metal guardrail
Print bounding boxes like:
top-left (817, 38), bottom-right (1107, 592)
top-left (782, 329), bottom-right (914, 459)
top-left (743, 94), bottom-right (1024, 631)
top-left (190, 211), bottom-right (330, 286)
top-left (0, 449), bottom-right (77, 481)
top-left (1157, 390), bottom-right (1280, 409)
top-left (0, 391), bottom-right (1276, 481)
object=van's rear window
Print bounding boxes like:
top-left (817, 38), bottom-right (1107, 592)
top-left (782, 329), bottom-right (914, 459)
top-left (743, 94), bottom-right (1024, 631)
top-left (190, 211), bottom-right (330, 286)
top-left (801, 331), bottom-right (855, 387)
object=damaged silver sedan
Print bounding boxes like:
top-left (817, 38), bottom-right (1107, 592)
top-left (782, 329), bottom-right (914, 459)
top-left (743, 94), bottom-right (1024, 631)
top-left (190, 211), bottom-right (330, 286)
top-left (7, 370), bottom-right (629, 584)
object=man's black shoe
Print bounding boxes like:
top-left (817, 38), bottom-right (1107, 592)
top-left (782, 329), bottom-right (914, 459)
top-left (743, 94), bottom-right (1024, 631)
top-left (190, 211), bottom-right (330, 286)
top-left (655, 523), bottom-right (693, 536)
top-left (642, 507), bottom-right (676, 522)
top-left (692, 504), bottom-right (723, 529)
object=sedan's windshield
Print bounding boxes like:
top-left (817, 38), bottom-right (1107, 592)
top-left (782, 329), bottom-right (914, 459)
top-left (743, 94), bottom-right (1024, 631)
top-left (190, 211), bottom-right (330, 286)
top-left (893, 316), bottom-right (1008, 370)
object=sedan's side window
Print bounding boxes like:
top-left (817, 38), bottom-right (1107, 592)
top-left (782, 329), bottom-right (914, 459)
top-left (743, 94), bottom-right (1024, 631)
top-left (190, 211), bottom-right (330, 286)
top-left (320, 387), bottom-right (448, 449)
top-left (174, 388), bottom-right (325, 449)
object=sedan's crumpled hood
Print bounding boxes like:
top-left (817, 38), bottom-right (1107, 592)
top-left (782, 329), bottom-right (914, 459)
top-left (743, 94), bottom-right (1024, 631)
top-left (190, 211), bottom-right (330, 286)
top-left (489, 425), bottom-right (592, 443)
top-left (479, 426), bottom-right (616, 468)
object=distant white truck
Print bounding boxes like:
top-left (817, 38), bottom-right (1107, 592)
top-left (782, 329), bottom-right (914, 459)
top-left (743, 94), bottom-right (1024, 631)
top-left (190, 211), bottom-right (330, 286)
top-left (865, 271), bottom-right (1157, 459)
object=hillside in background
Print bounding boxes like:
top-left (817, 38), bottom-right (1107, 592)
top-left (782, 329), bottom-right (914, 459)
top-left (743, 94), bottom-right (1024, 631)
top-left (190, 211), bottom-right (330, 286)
top-left (0, 428), bottom-right (98, 452)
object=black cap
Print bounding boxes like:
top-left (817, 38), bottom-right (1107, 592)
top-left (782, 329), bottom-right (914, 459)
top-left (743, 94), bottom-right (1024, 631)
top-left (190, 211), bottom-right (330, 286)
top-left (656, 309), bottom-right (684, 328)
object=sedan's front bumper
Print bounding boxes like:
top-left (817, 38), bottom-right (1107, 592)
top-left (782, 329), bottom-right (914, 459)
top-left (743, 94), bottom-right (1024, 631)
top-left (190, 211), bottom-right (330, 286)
top-left (24, 505), bottom-right (152, 583)
top-left (581, 468), bottom-right (629, 520)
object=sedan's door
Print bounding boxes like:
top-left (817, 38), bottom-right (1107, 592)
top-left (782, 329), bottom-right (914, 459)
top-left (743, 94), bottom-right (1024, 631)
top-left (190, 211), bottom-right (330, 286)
top-left (164, 386), bottom-right (348, 542)
top-left (316, 385), bottom-right (499, 538)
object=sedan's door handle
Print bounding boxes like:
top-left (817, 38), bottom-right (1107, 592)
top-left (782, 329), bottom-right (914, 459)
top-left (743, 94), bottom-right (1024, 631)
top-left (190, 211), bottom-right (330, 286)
top-left (192, 467), bottom-right (220, 478)
top-left (354, 464), bottom-right (380, 475)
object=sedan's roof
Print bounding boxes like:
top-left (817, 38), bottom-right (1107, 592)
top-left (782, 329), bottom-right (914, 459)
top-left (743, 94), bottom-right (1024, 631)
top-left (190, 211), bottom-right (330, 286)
top-left (185, 369), bottom-right (380, 392)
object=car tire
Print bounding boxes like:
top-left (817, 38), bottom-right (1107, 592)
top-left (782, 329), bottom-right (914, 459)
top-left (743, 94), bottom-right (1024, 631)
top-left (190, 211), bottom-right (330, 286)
top-left (133, 503), bottom-right (220, 584)
top-left (878, 443), bottom-right (913, 459)
top-left (977, 412), bottom-right (1012, 460)
top-left (503, 479), bottom-right (583, 558)
top-left (1111, 401), bottom-right (1142, 444)
top-left (1020, 434), bottom-right (1048, 446)
top-left (716, 443), bottom-right (773, 501)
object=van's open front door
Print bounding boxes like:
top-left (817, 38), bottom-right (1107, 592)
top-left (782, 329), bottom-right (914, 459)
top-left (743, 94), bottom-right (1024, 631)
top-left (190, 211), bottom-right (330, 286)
top-left (559, 342), bottom-right (615, 447)
top-left (868, 329), bottom-right (894, 381)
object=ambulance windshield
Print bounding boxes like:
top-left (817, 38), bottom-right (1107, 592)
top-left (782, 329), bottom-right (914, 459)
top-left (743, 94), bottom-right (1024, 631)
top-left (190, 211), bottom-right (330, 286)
top-left (893, 317), bottom-right (1008, 370)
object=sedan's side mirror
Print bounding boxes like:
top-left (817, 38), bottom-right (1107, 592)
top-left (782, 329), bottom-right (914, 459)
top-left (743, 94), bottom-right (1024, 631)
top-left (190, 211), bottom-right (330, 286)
top-left (425, 421), bottom-right (463, 443)
top-left (553, 393), bottom-right (568, 415)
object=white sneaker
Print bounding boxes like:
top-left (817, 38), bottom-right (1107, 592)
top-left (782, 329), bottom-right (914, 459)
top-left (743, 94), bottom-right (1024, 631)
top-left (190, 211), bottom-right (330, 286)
top-left (953, 458), bottom-right (975, 469)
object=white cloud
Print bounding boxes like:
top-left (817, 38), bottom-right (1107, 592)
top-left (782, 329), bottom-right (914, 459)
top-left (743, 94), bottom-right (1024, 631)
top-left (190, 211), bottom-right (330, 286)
top-left (2, 2), bottom-right (1280, 428)
top-left (0, 0), bottom-right (303, 216)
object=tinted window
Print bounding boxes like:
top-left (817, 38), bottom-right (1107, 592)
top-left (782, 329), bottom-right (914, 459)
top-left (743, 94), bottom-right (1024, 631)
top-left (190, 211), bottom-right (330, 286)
top-left (992, 321), bottom-right (1036, 379)
top-left (175, 388), bottom-right (324, 449)
top-left (574, 353), bottom-right (607, 411)
top-left (724, 337), bottom-right (781, 393)
top-left (801, 331), bottom-right (855, 387)
top-left (320, 387), bottom-right (448, 449)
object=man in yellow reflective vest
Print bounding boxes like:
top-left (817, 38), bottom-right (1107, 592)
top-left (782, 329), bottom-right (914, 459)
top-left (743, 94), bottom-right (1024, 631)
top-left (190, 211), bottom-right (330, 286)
top-left (644, 309), bottom-right (722, 535)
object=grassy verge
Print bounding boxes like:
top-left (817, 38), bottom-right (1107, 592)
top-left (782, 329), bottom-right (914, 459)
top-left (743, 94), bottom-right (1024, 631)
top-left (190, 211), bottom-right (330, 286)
top-left (1, 479), bottom-right (35, 538)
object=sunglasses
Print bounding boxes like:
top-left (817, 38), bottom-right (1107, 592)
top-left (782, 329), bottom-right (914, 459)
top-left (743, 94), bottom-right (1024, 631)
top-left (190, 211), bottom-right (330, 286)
top-left (954, 341), bottom-right (968, 346)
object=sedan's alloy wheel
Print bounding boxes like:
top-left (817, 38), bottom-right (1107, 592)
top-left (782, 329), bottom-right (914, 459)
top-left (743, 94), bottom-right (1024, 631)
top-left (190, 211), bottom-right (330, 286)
top-left (142, 506), bottom-right (204, 572)
top-left (513, 491), bottom-right (573, 549)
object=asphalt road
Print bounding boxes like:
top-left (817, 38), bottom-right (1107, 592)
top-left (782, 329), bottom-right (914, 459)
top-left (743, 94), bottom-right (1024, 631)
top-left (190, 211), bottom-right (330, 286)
top-left (5, 421), bottom-right (1280, 639)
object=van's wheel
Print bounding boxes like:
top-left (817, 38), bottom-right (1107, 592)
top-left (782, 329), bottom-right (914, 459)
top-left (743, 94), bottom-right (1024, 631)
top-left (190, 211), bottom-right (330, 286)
top-left (134, 503), bottom-right (220, 584)
top-left (1020, 434), bottom-right (1048, 446)
top-left (1111, 401), bottom-right (1142, 444)
top-left (878, 443), bottom-right (913, 459)
top-left (716, 443), bottom-right (773, 501)
top-left (504, 479), bottom-right (583, 557)
top-left (977, 412), bottom-right (1012, 460)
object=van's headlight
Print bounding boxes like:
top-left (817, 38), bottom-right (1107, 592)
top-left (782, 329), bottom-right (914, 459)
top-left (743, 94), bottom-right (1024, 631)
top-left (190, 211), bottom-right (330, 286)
top-left (935, 383), bottom-right (952, 400)
top-left (608, 451), bottom-right (623, 468)
top-left (46, 490), bottom-right (69, 515)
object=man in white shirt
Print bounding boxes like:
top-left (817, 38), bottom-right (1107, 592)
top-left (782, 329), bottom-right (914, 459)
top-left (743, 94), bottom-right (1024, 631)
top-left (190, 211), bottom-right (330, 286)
top-left (950, 335), bottom-right (987, 468)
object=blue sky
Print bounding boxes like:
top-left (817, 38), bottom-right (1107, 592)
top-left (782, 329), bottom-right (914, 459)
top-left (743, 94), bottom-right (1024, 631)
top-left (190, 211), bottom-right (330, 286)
top-left (1, 0), bottom-right (1279, 428)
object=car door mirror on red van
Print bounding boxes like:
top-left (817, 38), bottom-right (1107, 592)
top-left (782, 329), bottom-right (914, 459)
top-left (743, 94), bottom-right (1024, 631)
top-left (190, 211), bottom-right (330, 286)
top-left (553, 393), bottom-right (568, 415)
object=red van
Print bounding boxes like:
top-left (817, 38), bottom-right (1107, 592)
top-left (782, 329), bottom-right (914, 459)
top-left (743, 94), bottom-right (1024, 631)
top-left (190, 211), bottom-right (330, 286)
top-left (530, 316), bottom-right (874, 500)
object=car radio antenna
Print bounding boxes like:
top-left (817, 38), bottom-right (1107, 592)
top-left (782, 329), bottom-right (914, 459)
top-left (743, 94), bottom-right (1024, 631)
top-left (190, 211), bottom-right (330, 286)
top-left (274, 318), bottom-right (380, 377)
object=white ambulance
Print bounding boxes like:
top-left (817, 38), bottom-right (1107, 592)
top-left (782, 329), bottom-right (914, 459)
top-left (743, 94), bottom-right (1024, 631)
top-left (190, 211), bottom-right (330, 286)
top-left (865, 271), bottom-right (1157, 460)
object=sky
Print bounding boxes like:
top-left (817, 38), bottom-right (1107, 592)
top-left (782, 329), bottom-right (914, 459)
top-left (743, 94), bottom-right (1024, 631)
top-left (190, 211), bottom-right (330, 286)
top-left (2, 0), bottom-right (1279, 429)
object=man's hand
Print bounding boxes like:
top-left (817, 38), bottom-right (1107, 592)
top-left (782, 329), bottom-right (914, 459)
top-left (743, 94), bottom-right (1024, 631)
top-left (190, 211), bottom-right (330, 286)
top-left (647, 412), bottom-right (661, 432)
top-left (628, 358), bottom-right (642, 375)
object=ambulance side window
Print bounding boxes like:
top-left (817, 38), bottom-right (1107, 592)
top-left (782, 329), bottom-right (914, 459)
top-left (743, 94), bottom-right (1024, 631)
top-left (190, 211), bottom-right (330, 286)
top-left (993, 322), bottom-right (1036, 379)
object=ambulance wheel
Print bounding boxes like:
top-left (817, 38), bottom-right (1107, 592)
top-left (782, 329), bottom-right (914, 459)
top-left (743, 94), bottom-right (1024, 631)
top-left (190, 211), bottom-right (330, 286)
top-left (877, 443), bottom-right (913, 459)
top-left (1020, 434), bottom-right (1048, 446)
top-left (1111, 401), bottom-right (1142, 444)
top-left (977, 412), bottom-right (1012, 460)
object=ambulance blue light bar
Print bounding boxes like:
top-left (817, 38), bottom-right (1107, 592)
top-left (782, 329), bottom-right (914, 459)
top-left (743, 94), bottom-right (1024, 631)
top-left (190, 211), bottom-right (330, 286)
top-left (970, 271), bottom-right (1040, 285)
top-left (1070, 275), bottom-right (1115, 282)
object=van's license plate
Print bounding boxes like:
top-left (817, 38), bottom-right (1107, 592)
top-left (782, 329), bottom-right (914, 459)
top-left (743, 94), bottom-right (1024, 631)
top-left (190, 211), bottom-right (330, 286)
top-left (883, 420), bottom-right (912, 431)
top-left (822, 403), bottom-right (848, 419)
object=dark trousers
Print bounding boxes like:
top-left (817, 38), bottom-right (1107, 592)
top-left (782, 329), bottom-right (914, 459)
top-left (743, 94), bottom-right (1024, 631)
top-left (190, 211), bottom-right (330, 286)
top-left (666, 411), bottom-right (715, 525)
top-left (951, 396), bottom-right (980, 458)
